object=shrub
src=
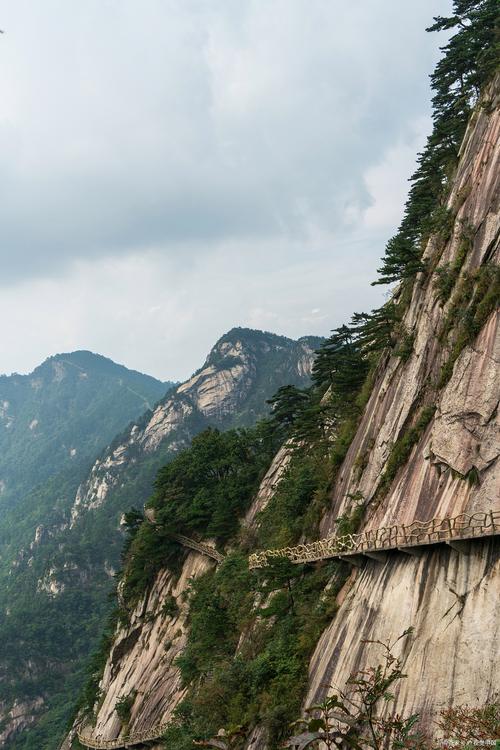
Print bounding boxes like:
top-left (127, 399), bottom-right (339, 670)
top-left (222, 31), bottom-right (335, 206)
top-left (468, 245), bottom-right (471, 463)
top-left (377, 407), bottom-right (436, 498)
top-left (161, 595), bottom-right (179, 619)
top-left (115, 690), bottom-right (136, 724)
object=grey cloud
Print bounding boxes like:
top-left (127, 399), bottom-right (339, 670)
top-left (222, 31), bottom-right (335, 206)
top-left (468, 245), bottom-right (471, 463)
top-left (0, 0), bottom-right (452, 283)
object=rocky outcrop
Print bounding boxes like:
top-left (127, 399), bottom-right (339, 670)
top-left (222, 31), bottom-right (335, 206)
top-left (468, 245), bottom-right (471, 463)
top-left (80, 553), bottom-right (213, 745)
top-left (70, 442), bottom-right (292, 747)
top-left (69, 330), bottom-right (320, 525)
top-left (244, 443), bottom-right (292, 527)
top-left (0, 698), bottom-right (44, 746)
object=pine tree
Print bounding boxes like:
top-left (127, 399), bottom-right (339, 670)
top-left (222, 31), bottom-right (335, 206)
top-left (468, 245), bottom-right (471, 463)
top-left (267, 385), bottom-right (310, 433)
top-left (350, 302), bottom-right (400, 353)
top-left (312, 325), bottom-right (369, 398)
top-left (374, 0), bottom-right (499, 286)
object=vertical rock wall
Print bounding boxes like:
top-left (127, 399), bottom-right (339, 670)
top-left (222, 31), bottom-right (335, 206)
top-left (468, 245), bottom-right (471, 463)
top-left (304, 81), bottom-right (500, 733)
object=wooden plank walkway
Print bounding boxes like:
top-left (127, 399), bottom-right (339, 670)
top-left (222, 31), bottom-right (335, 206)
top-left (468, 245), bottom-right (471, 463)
top-left (79, 509), bottom-right (499, 749)
top-left (248, 509), bottom-right (500, 569)
top-left (144, 508), bottom-right (224, 564)
top-left (78, 722), bottom-right (169, 748)
top-left (171, 534), bottom-right (224, 564)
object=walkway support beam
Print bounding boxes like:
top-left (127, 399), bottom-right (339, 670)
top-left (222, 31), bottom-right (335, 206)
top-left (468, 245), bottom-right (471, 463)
top-left (446, 539), bottom-right (472, 554)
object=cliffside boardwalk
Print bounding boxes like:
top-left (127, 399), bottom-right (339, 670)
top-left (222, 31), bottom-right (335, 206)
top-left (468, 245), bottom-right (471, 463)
top-left (172, 533), bottom-right (225, 564)
top-left (144, 508), bottom-right (225, 564)
top-left (249, 510), bottom-right (500, 569)
top-left (78, 509), bottom-right (499, 750)
top-left (78, 723), bottom-right (170, 749)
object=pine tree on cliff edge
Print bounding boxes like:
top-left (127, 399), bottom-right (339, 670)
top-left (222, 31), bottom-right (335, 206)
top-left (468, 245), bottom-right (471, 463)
top-left (374, 0), bottom-right (499, 286)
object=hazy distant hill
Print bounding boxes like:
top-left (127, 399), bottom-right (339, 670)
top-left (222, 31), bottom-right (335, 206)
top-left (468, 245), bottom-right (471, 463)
top-left (0, 350), bottom-right (172, 507)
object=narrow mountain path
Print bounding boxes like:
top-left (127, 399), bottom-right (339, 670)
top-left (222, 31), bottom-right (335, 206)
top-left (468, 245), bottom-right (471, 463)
top-left (78, 509), bottom-right (499, 750)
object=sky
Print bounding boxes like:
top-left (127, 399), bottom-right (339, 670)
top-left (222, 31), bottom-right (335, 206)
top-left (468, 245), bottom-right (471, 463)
top-left (0, 0), bottom-right (452, 382)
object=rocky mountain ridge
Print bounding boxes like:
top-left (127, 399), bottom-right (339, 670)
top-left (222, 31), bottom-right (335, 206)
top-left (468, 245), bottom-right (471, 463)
top-left (0, 350), bottom-right (171, 507)
top-left (69, 329), bottom-right (320, 525)
top-left (0, 328), bottom-right (321, 750)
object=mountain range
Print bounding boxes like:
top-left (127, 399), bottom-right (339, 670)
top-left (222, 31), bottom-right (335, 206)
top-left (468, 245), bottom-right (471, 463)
top-left (0, 328), bottom-right (322, 749)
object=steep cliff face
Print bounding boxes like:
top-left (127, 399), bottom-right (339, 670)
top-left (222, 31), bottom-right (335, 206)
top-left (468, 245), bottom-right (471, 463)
top-left (71, 554), bottom-right (214, 749)
top-left (304, 79), bottom-right (499, 730)
top-left (320, 84), bottom-right (499, 535)
top-left (64, 455), bottom-right (286, 749)
top-left (68, 82), bottom-right (499, 750)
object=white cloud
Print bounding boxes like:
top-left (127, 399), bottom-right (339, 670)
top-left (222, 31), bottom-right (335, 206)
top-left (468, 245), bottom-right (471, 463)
top-left (362, 116), bottom-right (431, 230)
top-left (0, 0), bottom-right (453, 377)
top-left (0, 231), bottom-right (388, 380)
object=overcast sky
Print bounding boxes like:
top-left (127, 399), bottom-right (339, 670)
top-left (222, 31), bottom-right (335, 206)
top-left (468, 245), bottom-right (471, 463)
top-left (0, 0), bottom-right (452, 381)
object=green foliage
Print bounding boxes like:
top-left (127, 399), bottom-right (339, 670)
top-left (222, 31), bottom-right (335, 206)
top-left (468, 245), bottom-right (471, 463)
top-left (200, 329), bottom-right (324, 429)
top-left (154, 405), bottom-right (363, 750)
top-left (170, 550), bottom-right (345, 750)
top-left (437, 698), bottom-right (500, 744)
top-left (438, 264), bottom-right (500, 386)
top-left (122, 427), bottom-right (277, 604)
top-left (288, 629), bottom-right (429, 750)
top-left (374, 0), bottom-right (499, 286)
top-left (433, 229), bottom-right (472, 304)
top-left (161, 594), bottom-right (180, 618)
top-left (428, 206), bottom-right (455, 241)
top-left (312, 326), bottom-right (369, 400)
top-left (257, 449), bottom-right (329, 550)
top-left (267, 385), bottom-right (310, 437)
top-left (394, 328), bottom-right (416, 362)
top-left (350, 303), bottom-right (400, 354)
top-left (115, 691), bottom-right (136, 724)
top-left (335, 499), bottom-right (365, 537)
top-left (0, 351), bottom-right (170, 515)
top-left (377, 407), bottom-right (436, 498)
top-left (150, 427), bottom-right (277, 541)
top-left (72, 609), bottom-right (121, 719)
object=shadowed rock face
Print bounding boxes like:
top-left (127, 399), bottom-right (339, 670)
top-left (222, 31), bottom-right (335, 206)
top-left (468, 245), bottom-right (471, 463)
top-left (81, 554), bottom-right (213, 744)
top-left (307, 542), bottom-right (499, 728)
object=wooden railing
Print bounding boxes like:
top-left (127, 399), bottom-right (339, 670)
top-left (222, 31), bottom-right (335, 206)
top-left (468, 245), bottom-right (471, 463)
top-left (78, 721), bottom-right (170, 748)
top-left (80, 511), bottom-right (498, 747)
top-left (144, 509), bottom-right (224, 564)
top-left (248, 510), bottom-right (500, 569)
top-left (172, 534), bottom-right (225, 564)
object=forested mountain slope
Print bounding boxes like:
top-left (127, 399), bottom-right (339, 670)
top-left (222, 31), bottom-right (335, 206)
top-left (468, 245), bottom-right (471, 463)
top-left (0, 351), bottom-right (172, 748)
top-left (0, 350), bottom-right (170, 509)
top-left (0, 329), bottom-right (319, 750)
top-left (64, 4), bottom-right (499, 750)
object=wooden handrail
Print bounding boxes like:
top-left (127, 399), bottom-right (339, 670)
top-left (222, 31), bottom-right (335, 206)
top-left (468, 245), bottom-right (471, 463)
top-left (144, 509), bottom-right (224, 564)
top-left (80, 511), bottom-right (499, 747)
top-left (78, 721), bottom-right (170, 748)
top-left (249, 509), bottom-right (500, 569)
